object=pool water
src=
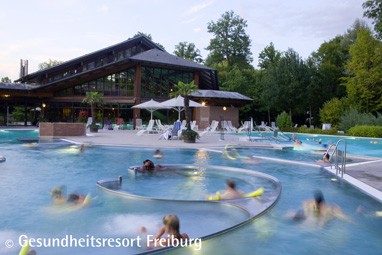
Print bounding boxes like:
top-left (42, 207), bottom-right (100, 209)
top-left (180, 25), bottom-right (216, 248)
top-left (239, 131), bottom-right (382, 158)
top-left (0, 130), bottom-right (382, 255)
top-left (294, 133), bottom-right (382, 158)
top-left (0, 129), bottom-right (38, 144)
top-left (121, 165), bottom-right (276, 201)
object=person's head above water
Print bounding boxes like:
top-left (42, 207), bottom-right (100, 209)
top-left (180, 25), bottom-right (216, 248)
top-left (162, 214), bottom-right (181, 235)
top-left (50, 185), bottom-right (66, 198)
top-left (226, 179), bottom-right (236, 190)
top-left (314, 190), bottom-right (325, 207)
top-left (142, 159), bottom-right (155, 171)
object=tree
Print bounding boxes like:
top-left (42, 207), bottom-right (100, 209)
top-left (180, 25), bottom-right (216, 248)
top-left (363, 0), bottom-right (382, 39)
top-left (38, 59), bottom-right (63, 70)
top-left (130, 32), bottom-right (165, 50)
top-left (174, 42), bottom-right (203, 63)
top-left (258, 68), bottom-right (280, 124)
top-left (343, 28), bottom-right (382, 112)
top-left (82, 92), bottom-right (103, 130)
top-left (276, 111), bottom-right (293, 130)
top-left (306, 37), bottom-right (348, 127)
top-left (1, 77), bottom-right (12, 83)
top-left (170, 81), bottom-right (198, 131)
top-left (221, 66), bottom-right (256, 94)
top-left (259, 49), bottom-right (310, 121)
top-left (305, 21), bottom-right (368, 126)
top-left (319, 98), bottom-right (347, 127)
top-left (258, 42), bottom-right (281, 69)
top-left (205, 11), bottom-right (253, 69)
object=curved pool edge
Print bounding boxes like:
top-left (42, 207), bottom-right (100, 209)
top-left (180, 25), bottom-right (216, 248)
top-left (96, 164), bottom-right (282, 254)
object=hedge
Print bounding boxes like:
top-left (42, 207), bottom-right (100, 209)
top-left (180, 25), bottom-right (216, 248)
top-left (281, 126), bottom-right (339, 135)
top-left (347, 125), bottom-right (382, 138)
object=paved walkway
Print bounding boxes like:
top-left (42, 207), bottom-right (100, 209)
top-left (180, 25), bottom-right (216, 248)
top-left (63, 129), bottom-right (382, 202)
top-left (346, 160), bottom-right (382, 191)
top-left (62, 129), bottom-right (286, 149)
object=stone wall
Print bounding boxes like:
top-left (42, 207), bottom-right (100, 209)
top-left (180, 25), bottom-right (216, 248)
top-left (194, 106), bottom-right (239, 129)
top-left (39, 122), bottom-right (86, 137)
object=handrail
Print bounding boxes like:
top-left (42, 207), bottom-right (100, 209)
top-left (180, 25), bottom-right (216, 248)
top-left (326, 144), bottom-right (337, 159)
top-left (327, 139), bottom-right (347, 178)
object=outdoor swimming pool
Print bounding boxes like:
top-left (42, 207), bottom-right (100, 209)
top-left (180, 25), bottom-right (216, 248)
top-left (0, 130), bottom-right (381, 255)
top-left (241, 131), bottom-right (382, 158)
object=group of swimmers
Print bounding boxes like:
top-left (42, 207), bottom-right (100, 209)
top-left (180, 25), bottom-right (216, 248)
top-left (128, 149), bottom-right (190, 248)
top-left (139, 180), bottom-right (246, 249)
top-left (50, 185), bottom-right (89, 207)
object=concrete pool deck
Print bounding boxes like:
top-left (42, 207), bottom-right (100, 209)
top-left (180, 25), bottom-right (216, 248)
top-left (63, 129), bottom-right (288, 149)
top-left (60, 129), bottom-right (382, 202)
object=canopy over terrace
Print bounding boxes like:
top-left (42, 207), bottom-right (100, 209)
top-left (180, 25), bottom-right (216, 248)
top-left (189, 90), bottom-right (253, 129)
top-left (131, 99), bottom-right (169, 120)
top-left (190, 90), bottom-right (253, 106)
top-left (160, 95), bottom-right (205, 120)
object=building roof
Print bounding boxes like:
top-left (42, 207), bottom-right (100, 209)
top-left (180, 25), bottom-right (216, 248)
top-left (190, 90), bottom-right (253, 101)
top-left (16, 35), bottom-right (162, 82)
top-left (0, 82), bottom-right (37, 90)
top-left (14, 35), bottom-right (218, 91)
top-left (130, 49), bottom-right (214, 71)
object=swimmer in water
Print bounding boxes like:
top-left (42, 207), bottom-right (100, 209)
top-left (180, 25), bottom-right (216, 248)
top-left (154, 149), bottom-right (163, 159)
top-left (291, 190), bottom-right (349, 225)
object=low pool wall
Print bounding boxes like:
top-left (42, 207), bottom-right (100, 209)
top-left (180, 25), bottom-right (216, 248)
top-left (39, 122), bottom-right (86, 137)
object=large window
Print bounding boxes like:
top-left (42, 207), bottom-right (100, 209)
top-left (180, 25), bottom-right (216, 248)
top-left (55, 68), bottom-right (135, 97)
top-left (141, 67), bottom-right (193, 98)
top-left (54, 66), bottom-right (195, 98)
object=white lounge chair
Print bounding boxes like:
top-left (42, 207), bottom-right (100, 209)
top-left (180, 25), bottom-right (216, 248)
top-left (227, 121), bottom-right (237, 132)
top-left (159, 127), bottom-right (172, 140)
top-left (199, 120), bottom-right (219, 136)
top-left (190, 120), bottom-right (197, 130)
top-left (238, 121), bottom-right (250, 132)
top-left (135, 119), bottom-right (143, 130)
top-left (86, 117), bottom-right (93, 128)
top-left (221, 120), bottom-right (230, 131)
top-left (136, 120), bottom-right (157, 136)
top-left (159, 121), bottom-right (182, 140)
top-left (155, 119), bottom-right (167, 132)
top-left (180, 120), bottom-right (186, 130)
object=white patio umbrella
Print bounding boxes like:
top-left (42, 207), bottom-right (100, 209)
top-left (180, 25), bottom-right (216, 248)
top-left (132, 99), bottom-right (168, 120)
top-left (160, 95), bottom-right (205, 120)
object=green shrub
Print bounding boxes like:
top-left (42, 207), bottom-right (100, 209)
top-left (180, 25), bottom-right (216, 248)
top-left (181, 129), bottom-right (200, 140)
top-left (374, 112), bottom-right (382, 126)
top-left (339, 108), bottom-right (378, 131)
top-left (319, 98), bottom-right (345, 127)
top-left (298, 127), bottom-right (338, 135)
top-left (347, 125), bottom-right (382, 138)
top-left (276, 111), bottom-right (292, 130)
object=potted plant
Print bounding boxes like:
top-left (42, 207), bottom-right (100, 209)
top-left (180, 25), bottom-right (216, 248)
top-left (78, 110), bottom-right (88, 123)
top-left (181, 129), bottom-right (200, 143)
top-left (82, 92), bottom-right (103, 132)
top-left (171, 80), bottom-right (199, 142)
